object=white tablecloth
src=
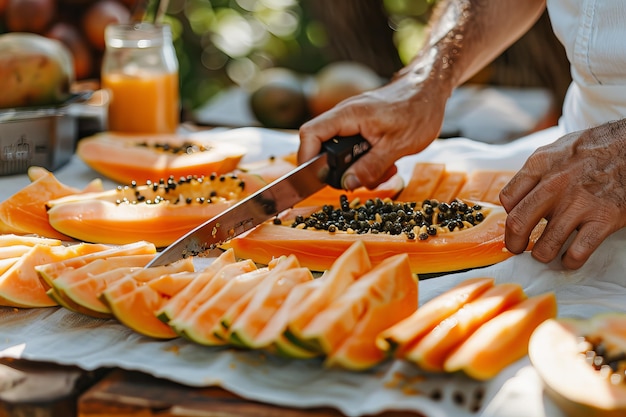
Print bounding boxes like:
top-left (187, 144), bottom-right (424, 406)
top-left (2, 126), bottom-right (625, 417)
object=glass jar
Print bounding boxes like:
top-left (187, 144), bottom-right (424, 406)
top-left (101, 23), bottom-right (180, 134)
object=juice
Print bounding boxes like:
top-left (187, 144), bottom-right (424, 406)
top-left (103, 70), bottom-right (179, 134)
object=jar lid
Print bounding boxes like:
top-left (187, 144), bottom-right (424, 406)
top-left (105, 23), bottom-right (172, 48)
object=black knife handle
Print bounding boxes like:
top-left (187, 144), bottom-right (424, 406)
top-left (322, 135), bottom-right (371, 189)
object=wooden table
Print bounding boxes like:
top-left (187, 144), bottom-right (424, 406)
top-left (0, 359), bottom-right (425, 417)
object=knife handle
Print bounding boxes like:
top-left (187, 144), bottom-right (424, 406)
top-left (322, 135), bottom-right (371, 189)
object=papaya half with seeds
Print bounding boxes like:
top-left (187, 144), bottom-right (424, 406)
top-left (76, 132), bottom-right (247, 184)
top-left (529, 314), bottom-right (626, 417)
top-left (45, 172), bottom-right (267, 247)
top-left (227, 197), bottom-right (544, 274)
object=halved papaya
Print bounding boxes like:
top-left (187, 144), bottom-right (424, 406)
top-left (45, 172), bottom-right (267, 247)
top-left (529, 314), bottom-right (626, 417)
top-left (284, 241), bottom-right (372, 348)
top-left (227, 202), bottom-right (537, 274)
top-left (0, 242), bottom-right (112, 308)
top-left (444, 292), bottom-right (557, 380)
top-left (377, 277), bottom-right (496, 356)
top-left (99, 259), bottom-right (196, 339)
top-left (76, 132), bottom-right (247, 184)
top-left (155, 249), bottom-right (237, 324)
top-left (403, 283), bottom-right (527, 372)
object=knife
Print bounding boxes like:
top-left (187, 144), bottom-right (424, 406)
top-left (145, 135), bottom-right (370, 267)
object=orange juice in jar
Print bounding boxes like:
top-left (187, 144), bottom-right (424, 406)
top-left (102, 23), bottom-right (180, 134)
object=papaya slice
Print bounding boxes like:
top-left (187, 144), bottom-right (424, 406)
top-left (181, 256), bottom-right (296, 345)
top-left (403, 282), bottom-right (527, 372)
top-left (155, 249), bottom-right (237, 324)
top-left (284, 241), bottom-right (372, 347)
top-left (76, 132), bottom-right (247, 184)
top-left (396, 163), bottom-right (447, 202)
top-left (255, 278), bottom-right (325, 356)
top-left (430, 170), bottom-right (467, 203)
top-left (0, 258), bottom-right (19, 276)
top-left (45, 172), bottom-right (267, 247)
top-left (167, 259), bottom-right (258, 336)
top-left (480, 170), bottom-right (515, 206)
top-left (51, 254), bottom-right (157, 317)
top-left (377, 277), bottom-right (496, 356)
top-left (176, 267), bottom-right (273, 346)
top-left (294, 174), bottom-right (404, 208)
top-left (0, 242), bottom-right (112, 308)
top-left (228, 257), bottom-right (314, 349)
top-left (0, 234), bottom-right (62, 247)
top-left (36, 241), bottom-right (157, 289)
top-left (0, 168), bottom-right (101, 239)
top-left (300, 253), bottom-right (417, 370)
top-left (444, 292), bottom-right (557, 380)
top-left (99, 259), bottom-right (196, 339)
top-left (300, 253), bottom-right (417, 356)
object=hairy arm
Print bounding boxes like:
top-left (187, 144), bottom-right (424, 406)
top-left (298, 0), bottom-right (547, 189)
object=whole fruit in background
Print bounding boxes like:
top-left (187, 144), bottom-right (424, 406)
top-left (46, 21), bottom-right (93, 80)
top-left (308, 61), bottom-right (383, 117)
top-left (0, 32), bottom-right (74, 108)
top-left (82, 0), bottom-right (131, 51)
top-left (4, 0), bottom-right (55, 33)
top-left (248, 67), bottom-right (311, 130)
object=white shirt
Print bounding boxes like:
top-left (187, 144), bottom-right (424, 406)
top-left (547, 0), bottom-right (626, 133)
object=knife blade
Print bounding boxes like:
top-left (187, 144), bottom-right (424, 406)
top-left (145, 135), bottom-right (370, 267)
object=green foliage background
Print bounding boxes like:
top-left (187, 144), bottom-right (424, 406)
top-left (162, 0), bottom-right (436, 111)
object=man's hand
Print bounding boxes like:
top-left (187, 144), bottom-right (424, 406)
top-left (500, 119), bottom-right (626, 269)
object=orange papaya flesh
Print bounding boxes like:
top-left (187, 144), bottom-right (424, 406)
top-left (0, 234), bottom-right (62, 247)
top-left (0, 168), bottom-right (93, 239)
top-left (147, 271), bottom-right (198, 297)
top-left (254, 278), bottom-right (325, 354)
top-left (294, 174), bottom-right (404, 208)
top-left (99, 259), bottom-right (196, 339)
top-left (155, 249), bottom-right (237, 325)
top-left (529, 314), bottom-right (626, 417)
top-left (36, 241), bottom-right (157, 289)
top-left (76, 132), bottom-right (247, 185)
top-left (325, 260), bottom-right (417, 371)
top-left (0, 245), bottom-right (41, 260)
top-left (56, 266), bottom-right (145, 318)
top-left (403, 282), bottom-right (527, 373)
top-left (300, 253), bottom-right (418, 356)
top-left (180, 255), bottom-right (292, 345)
top-left (430, 170), bottom-right (467, 203)
top-left (480, 171), bottom-right (516, 206)
top-left (228, 259), bottom-right (314, 349)
top-left (52, 255), bottom-right (157, 316)
top-left (237, 154), bottom-right (298, 183)
top-left (45, 173), bottom-right (267, 247)
top-left (0, 243), bottom-right (111, 308)
top-left (167, 259), bottom-right (258, 336)
top-left (228, 201), bottom-right (521, 274)
top-left (175, 267), bottom-right (272, 346)
top-left (284, 241), bottom-right (372, 348)
top-left (396, 163), bottom-right (447, 202)
top-left (0, 258), bottom-right (19, 276)
top-left (377, 277), bottom-right (496, 356)
top-left (444, 292), bottom-right (557, 380)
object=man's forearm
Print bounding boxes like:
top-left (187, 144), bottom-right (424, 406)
top-left (396, 0), bottom-right (546, 94)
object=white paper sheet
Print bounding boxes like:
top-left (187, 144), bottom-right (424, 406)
top-left (2, 126), bottom-right (623, 417)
